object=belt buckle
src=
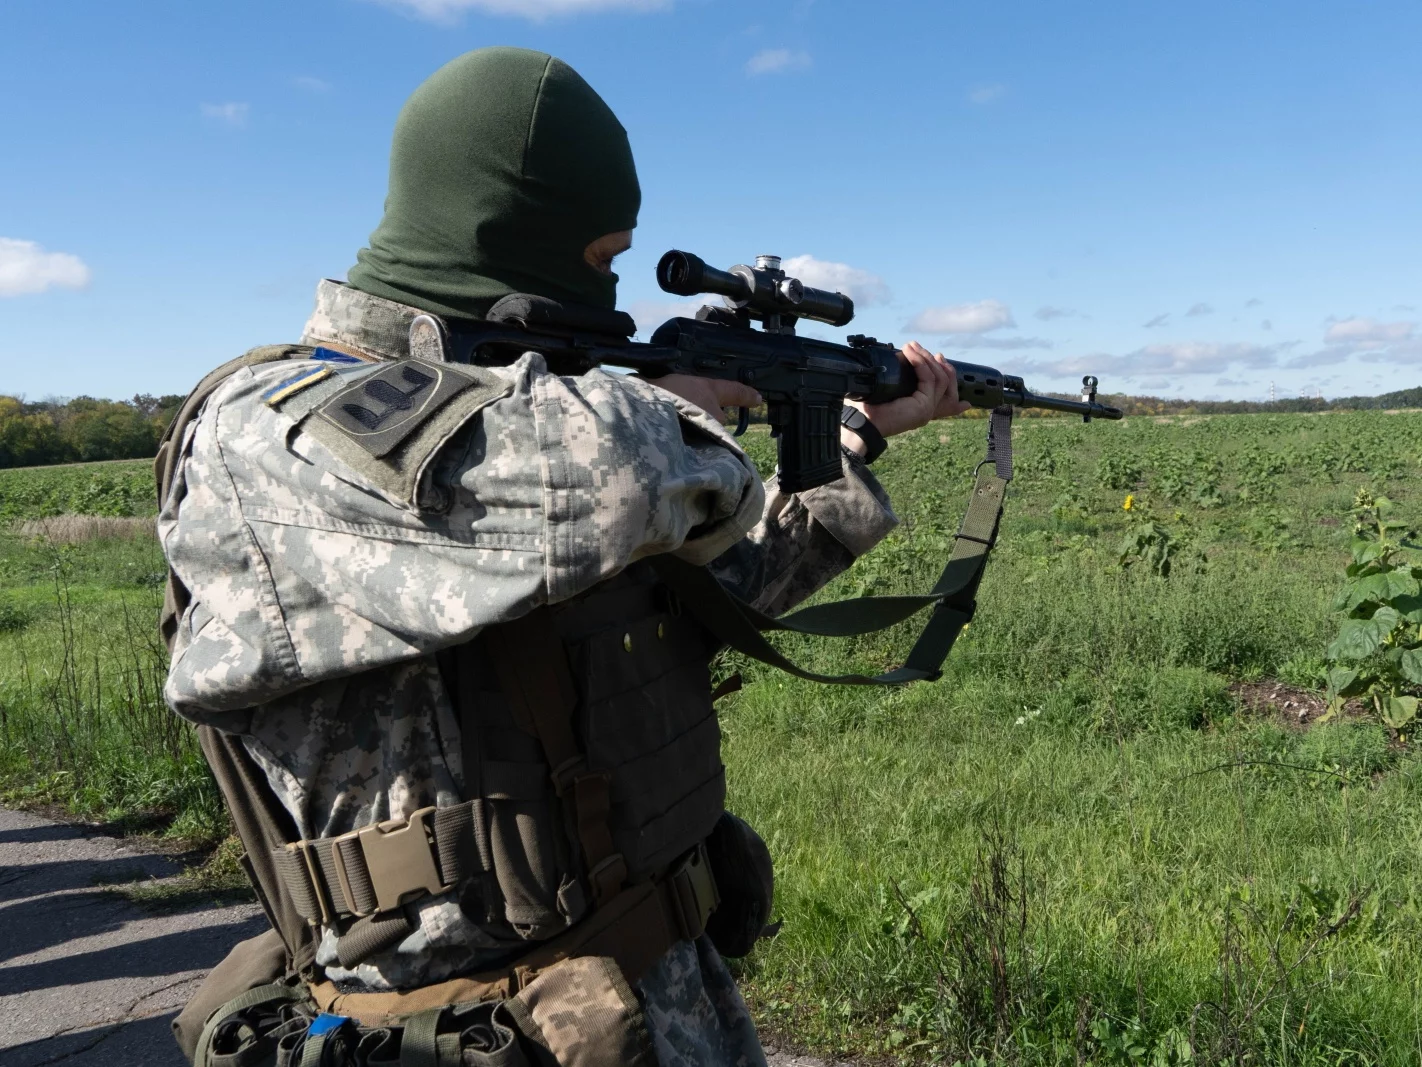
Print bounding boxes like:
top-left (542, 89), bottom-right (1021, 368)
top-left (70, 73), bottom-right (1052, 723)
top-left (357, 806), bottom-right (454, 914)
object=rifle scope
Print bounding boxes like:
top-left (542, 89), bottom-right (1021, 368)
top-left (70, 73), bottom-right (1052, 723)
top-left (657, 250), bottom-right (856, 328)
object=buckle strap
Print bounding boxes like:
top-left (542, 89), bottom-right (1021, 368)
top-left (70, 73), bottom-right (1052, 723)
top-left (274, 802), bottom-right (482, 926)
top-left (664, 843), bottom-right (718, 942)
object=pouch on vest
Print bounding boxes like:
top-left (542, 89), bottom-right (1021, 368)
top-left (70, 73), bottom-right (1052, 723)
top-left (191, 954), bottom-right (654, 1067)
top-left (703, 811), bottom-right (777, 959)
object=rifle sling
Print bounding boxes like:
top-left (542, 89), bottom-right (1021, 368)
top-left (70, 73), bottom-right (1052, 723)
top-left (652, 406), bottom-right (1014, 686)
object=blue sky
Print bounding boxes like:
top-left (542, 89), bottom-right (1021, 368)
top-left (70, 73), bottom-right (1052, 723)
top-left (2, 0), bottom-right (1418, 402)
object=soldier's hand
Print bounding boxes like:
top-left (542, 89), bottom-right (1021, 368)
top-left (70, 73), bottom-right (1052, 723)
top-left (646, 374), bottom-right (763, 423)
top-left (847, 341), bottom-right (972, 439)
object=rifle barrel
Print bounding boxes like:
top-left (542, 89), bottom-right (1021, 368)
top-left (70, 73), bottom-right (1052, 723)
top-left (1010, 388), bottom-right (1123, 420)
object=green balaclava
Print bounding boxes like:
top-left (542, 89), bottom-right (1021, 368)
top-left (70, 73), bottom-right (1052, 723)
top-left (347, 47), bottom-right (640, 319)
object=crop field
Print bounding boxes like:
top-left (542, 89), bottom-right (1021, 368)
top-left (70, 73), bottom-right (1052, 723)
top-left (2, 412), bottom-right (1421, 1064)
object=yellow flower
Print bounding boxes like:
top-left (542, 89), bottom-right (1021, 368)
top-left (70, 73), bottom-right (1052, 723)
top-left (1122, 494), bottom-right (1135, 511)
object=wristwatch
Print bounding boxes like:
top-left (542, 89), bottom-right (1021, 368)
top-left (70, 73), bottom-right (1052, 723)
top-left (839, 405), bottom-right (887, 465)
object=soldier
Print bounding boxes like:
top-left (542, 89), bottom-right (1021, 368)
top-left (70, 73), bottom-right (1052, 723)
top-left (158, 46), bottom-right (966, 1066)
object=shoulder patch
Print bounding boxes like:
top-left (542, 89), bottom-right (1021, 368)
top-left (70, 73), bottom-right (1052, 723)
top-left (302, 360), bottom-right (513, 508)
top-left (316, 358), bottom-right (477, 457)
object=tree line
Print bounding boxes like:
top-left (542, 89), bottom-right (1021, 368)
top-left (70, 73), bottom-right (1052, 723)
top-left (1095, 385), bottom-right (1422, 417)
top-left (0, 394), bottom-right (185, 470)
top-left (2, 382), bottom-right (1417, 470)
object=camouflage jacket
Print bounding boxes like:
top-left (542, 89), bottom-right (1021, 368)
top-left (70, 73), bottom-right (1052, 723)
top-left (159, 280), bottom-right (898, 1066)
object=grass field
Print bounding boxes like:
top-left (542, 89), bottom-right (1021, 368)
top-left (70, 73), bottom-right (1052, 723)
top-left (3, 413), bottom-right (1421, 1064)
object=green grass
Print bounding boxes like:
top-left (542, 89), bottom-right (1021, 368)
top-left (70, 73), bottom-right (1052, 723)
top-left (721, 411), bottom-right (1422, 1064)
top-left (4, 410), bottom-right (1422, 1063)
top-left (0, 531), bottom-right (224, 841)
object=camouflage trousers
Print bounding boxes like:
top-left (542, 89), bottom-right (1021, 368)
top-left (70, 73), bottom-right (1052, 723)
top-left (639, 938), bottom-right (767, 1067)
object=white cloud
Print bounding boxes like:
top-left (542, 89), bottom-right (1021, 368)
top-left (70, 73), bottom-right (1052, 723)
top-left (780, 255), bottom-right (888, 306)
top-left (1323, 317), bottom-right (1414, 346)
top-left (295, 76), bottom-right (332, 93)
top-left (373, 0), bottom-right (667, 20)
top-left (941, 334), bottom-right (1052, 351)
top-left (1036, 341), bottom-right (1285, 379)
top-left (1283, 348), bottom-right (1350, 369)
top-left (746, 48), bottom-right (811, 76)
top-left (1215, 377), bottom-right (1246, 386)
top-left (201, 102), bottom-right (249, 126)
top-left (0, 238), bottom-right (91, 297)
top-left (1357, 338), bottom-right (1422, 365)
top-left (1245, 297), bottom-right (1262, 308)
top-left (968, 83), bottom-right (1005, 104)
top-left (1185, 302), bottom-right (1213, 317)
top-left (1284, 317), bottom-right (1420, 368)
top-left (1034, 305), bottom-right (1077, 321)
top-left (1142, 313), bottom-right (1169, 328)
top-left (907, 299), bottom-right (1015, 334)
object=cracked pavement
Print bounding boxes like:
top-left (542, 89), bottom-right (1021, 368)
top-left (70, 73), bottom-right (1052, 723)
top-left (0, 807), bottom-right (264, 1066)
top-left (0, 806), bottom-right (838, 1066)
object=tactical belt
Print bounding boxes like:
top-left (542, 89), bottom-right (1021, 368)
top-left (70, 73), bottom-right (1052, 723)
top-left (266, 828), bottom-right (716, 1026)
top-left (273, 795), bottom-right (717, 970)
top-left (305, 844), bottom-right (717, 1029)
top-left (274, 804), bottom-right (480, 927)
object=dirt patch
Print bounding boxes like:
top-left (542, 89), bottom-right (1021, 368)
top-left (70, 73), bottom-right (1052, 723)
top-left (1230, 680), bottom-right (1363, 728)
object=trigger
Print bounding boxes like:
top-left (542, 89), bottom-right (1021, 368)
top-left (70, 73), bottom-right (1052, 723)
top-left (734, 406), bottom-right (750, 437)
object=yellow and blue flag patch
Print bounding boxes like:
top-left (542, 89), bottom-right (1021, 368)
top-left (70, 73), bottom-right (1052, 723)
top-left (262, 366), bottom-right (333, 407)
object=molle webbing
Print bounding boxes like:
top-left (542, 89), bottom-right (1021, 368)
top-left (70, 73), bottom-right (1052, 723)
top-left (483, 609), bottom-right (628, 906)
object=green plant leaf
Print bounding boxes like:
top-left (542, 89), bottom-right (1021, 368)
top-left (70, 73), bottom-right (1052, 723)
top-left (1327, 611), bottom-right (1397, 661)
top-left (1370, 605), bottom-right (1402, 631)
top-left (1393, 593), bottom-right (1422, 623)
top-left (1399, 649), bottom-right (1422, 685)
top-left (1326, 666), bottom-right (1366, 698)
top-left (1338, 571), bottom-right (1422, 612)
top-left (1380, 694), bottom-right (1419, 729)
top-left (1352, 541), bottom-right (1387, 566)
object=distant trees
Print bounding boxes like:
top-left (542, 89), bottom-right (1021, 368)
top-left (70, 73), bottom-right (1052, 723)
top-left (1095, 386), bottom-right (1421, 418)
top-left (0, 394), bottom-right (184, 469)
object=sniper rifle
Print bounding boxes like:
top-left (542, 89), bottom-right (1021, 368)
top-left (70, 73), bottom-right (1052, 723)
top-left (441, 249), bottom-right (1122, 493)
top-left (434, 249), bottom-right (1123, 685)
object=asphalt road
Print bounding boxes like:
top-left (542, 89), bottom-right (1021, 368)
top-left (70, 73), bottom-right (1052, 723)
top-left (0, 807), bottom-right (265, 1065)
top-left (0, 806), bottom-right (843, 1066)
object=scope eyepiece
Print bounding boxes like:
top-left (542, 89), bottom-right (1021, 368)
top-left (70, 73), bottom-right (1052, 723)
top-left (655, 248), bottom-right (856, 328)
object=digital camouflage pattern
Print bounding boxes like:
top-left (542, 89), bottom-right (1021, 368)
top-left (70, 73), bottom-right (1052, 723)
top-left (159, 279), bottom-right (899, 1063)
top-left (514, 954), bottom-right (656, 1065)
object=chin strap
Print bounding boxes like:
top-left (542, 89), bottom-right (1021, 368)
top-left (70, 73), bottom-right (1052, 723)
top-left (652, 405), bottom-right (1015, 686)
